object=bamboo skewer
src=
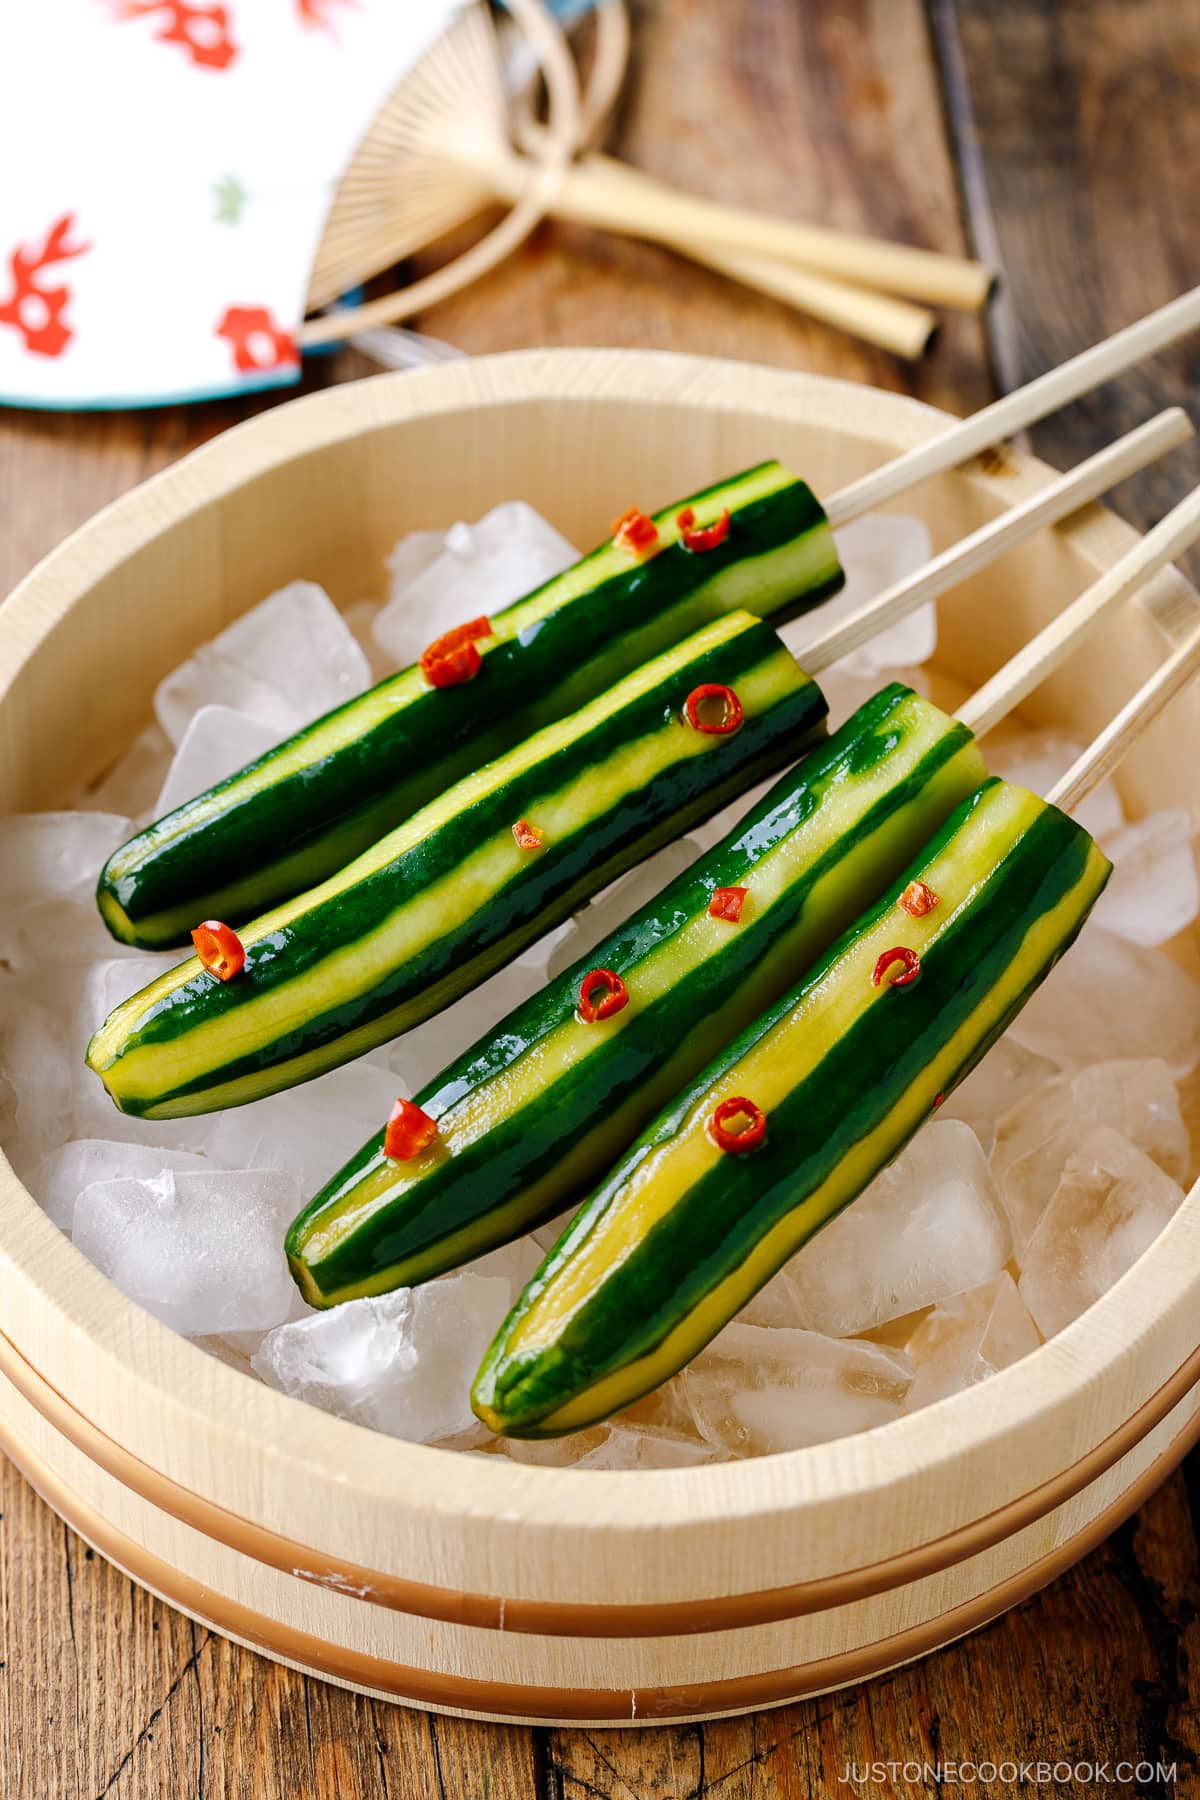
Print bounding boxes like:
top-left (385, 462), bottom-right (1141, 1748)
top-left (824, 287), bottom-right (1200, 527)
top-left (1051, 618), bottom-right (1200, 814)
top-left (960, 483), bottom-right (1200, 738)
top-left (797, 411), bottom-right (1193, 673)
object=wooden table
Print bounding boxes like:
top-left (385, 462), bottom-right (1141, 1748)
top-left (3, 3), bottom-right (1199, 1794)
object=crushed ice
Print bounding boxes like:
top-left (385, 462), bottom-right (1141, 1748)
top-left (1, 506), bottom-right (1196, 1466)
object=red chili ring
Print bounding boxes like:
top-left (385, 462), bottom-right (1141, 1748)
top-left (678, 506), bottom-right (731, 553)
top-left (577, 968), bottom-right (629, 1023)
top-left (420, 616), bottom-right (493, 688)
top-left (708, 885), bottom-right (748, 923)
top-left (384, 1097), bottom-right (439, 1161)
top-left (709, 1095), bottom-right (767, 1154)
top-left (191, 919), bottom-right (246, 982)
top-left (684, 682), bottom-right (743, 735)
top-left (872, 945), bottom-right (921, 989)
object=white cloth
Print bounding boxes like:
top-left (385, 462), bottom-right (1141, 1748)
top-left (0, 0), bottom-right (462, 408)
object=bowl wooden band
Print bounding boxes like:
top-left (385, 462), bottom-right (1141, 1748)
top-left (2, 1321), bottom-right (1199, 1640)
top-left (3, 1397), bottom-right (1197, 1725)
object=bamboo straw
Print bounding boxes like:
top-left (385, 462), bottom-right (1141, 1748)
top-left (960, 483), bottom-right (1200, 738)
top-left (825, 288), bottom-right (1200, 527)
top-left (798, 411), bottom-right (1193, 674)
top-left (483, 148), bottom-right (993, 313)
top-left (1051, 616), bottom-right (1200, 813)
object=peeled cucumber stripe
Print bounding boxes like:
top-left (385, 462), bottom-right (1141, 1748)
top-left (473, 779), bottom-right (1112, 1438)
top-left (87, 611), bottom-right (825, 1119)
top-left (287, 686), bottom-right (987, 1309)
top-left (97, 462), bottom-right (841, 948)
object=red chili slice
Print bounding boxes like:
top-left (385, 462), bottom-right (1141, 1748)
top-left (677, 505), bottom-right (731, 553)
top-left (899, 879), bottom-right (939, 919)
top-left (709, 1095), bottom-right (767, 1154)
top-left (684, 682), bottom-right (743, 735)
top-left (872, 945), bottom-right (921, 989)
top-left (420, 616), bottom-right (493, 688)
top-left (384, 1097), bottom-right (439, 1161)
top-left (512, 819), bottom-right (544, 851)
top-left (577, 967), bottom-right (629, 1023)
top-left (191, 919), bottom-right (245, 982)
top-left (611, 506), bottom-right (660, 555)
top-left (709, 885), bottom-right (748, 923)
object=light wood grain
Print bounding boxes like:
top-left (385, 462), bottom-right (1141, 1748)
top-left (2, 1), bottom-right (1200, 1795)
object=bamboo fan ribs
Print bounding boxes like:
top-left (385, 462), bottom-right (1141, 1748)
top-left (303, 0), bottom-right (987, 357)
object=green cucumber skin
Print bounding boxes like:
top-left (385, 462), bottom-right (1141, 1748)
top-left (89, 619), bottom-right (826, 1116)
top-left (287, 686), bottom-right (985, 1305)
top-left (97, 467), bottom-right (841, 947)
top-left (474, 785), bottom-right (1110, 1435)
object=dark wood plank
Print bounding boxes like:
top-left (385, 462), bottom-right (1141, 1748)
top-left (936, 0), bottom-right (1200, 563)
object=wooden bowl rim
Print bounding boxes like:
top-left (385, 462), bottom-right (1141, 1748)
top-left (1, 347), bottom-right (1198, 1553)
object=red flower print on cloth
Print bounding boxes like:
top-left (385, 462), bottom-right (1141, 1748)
top-left (0, 214), bottom-right (91, 359)
top-left (114, 2), bottom-right (238, 71)
top-left (215, 305), bottom-right (300, 375)
top-left (295, 0), bottom-right (358, 32)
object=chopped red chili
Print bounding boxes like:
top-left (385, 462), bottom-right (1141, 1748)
top-left (612, 506), bottom-right (659, 555)
top-left (512, 819), bottom-right (544, 851)
top-left (420, 616), bottom-right (493, 688)
top-left (709, 885), bottom-right (748, 923)
top-left (684, 682), bottom-right (743, 735)
top-left (384, 1097), bottom-right (439, 1161)
top-left (872, 945), bottom-right (921, 989)
top-left (709, 1095), bottom-right (767, 1154)
top-left (677, 505), bottom-right (731, 553)
top-left (899, 879), bottom-right (939, 919)
top-left (934, 1092), bottom-right (945, 1108)
top-left (191, 919), bottom-right (245, 982)
top-left (578, 967), bottom-right (629, 1023)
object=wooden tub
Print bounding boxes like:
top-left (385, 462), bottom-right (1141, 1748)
top-left (1, 350), bottom-right (1198, 1725)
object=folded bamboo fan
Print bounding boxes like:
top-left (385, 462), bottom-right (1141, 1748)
top-left (303, 0), bottom-right (993, 359)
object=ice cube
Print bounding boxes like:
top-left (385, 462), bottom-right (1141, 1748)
top-left (994, 1058), bottom-right (1189, 1251)
top-left (76, 723), bottom-right (174, 821)
top-left (341, 599), bottom-right (394, 683)
top-left (373, 503), bottom-right (580, 669)
top-left (903, 1273), bottom-right (1041, 1411)
top-left (571, 1426), bottom-right (715, 1470)
top-left (545, 839), bottom-right (703, 982)
top-left (72, 1167), bottom-right (300, 1335)
top-left (154, 582), bottom-right (370, 747)
top-left (154, 705), bottom-right (280, 816)
top-left (785, 1120), bottom-right (1010, 1336)
top-left (0, 991), bottom-right (85, 1177)
top-left (1006, 923), bottom-right (1200, 1077)
top-left (463, 1234), bottom-right (544, 1291)
top-left (385, 524), bottom-right (450, 599)
top-left (204, 1058), bottom-right (406, 1194)
top-left (684, 1322), bottom-right (912, 1456)
top-left (987, 728), bottom-right (1124, 840)
top-left (939, 1036), bottom-right (1060, 1155)
top-left (1093, 810), bottom-right (1199, 946)
top-left (31, 1137), bottom-right (209, 1232)
top-left (786, 512), bottom-right (936, 675)
top-left (252, 1274), bottom-right (510, 1445)
top-left (1018, 1126), bottom-right (1185, 1337)
top-left (530, 1204), bottom-right (581, 1254)
top-left (0, 811), bottom-right (135, 967)
top-left (386, 957), bottom-right (555, 1095)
